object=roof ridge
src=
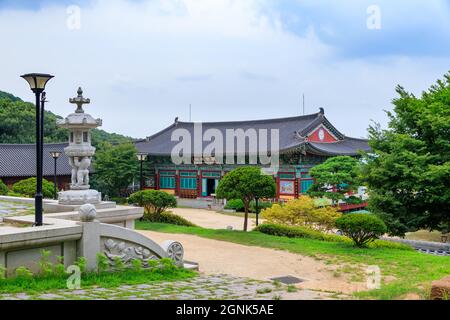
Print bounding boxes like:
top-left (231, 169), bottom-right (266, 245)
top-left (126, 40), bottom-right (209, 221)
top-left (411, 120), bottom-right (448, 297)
top-left (0, 142), bottom-right (68, 147)
top-left (176, 112), bottom-right (321, 126)
top-left (343, 135), bottom-right (369, 142)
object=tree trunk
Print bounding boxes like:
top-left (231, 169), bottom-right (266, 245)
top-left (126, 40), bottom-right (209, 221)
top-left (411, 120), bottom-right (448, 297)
top-left (243, 201), bottom-right (249, 232)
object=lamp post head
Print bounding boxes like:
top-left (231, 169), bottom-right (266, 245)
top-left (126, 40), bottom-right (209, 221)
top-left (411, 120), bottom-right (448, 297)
top-left (21, 73), bottom-right (54, 93)
top-left (137, 153), bottom-right (148, 162)
top-left (50, 151), bottom-right (61, 159)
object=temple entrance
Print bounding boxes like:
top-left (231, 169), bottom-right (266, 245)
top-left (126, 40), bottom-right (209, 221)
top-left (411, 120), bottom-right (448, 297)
top-left (206, 179), bottom-right (216, 196)
top-left (202, 178), bottom-right (219, 197)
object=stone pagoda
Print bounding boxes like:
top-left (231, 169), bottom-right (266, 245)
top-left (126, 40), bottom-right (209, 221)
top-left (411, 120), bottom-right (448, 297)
top-left (57, 87), bottom-right (102, 205)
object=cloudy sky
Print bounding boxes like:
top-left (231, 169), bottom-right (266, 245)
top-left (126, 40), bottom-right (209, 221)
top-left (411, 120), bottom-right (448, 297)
top-left (0, 0), bottom-right (449, 139)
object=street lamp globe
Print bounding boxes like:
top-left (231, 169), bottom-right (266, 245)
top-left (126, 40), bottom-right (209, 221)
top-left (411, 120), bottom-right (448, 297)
top-left (50, 151), bottom-right (61, 159)
top-left (137, 153), bottom-right (148, 162)
top-left (20, 73), bottom-right (54, 93)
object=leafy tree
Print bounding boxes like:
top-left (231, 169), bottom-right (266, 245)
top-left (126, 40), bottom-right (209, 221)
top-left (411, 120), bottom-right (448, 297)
top-left (12, 177), bottom-right (55, 199)
top-left (261, 196), bottom-right (341, 232)
top-left (128, 190), bottom-right (177, 215)
top-left (91, 143), bottom-right (139, 197)
top-left (308, 156), bottom-right (360, 204)
top-left (0, 179), bottom-right (8, 195)
top-left (335, 214), bottom-right (387, 247)
top-left (362, 73), bottom-right (450, 236)
top-left (216, 167), bottom-right (276, 231)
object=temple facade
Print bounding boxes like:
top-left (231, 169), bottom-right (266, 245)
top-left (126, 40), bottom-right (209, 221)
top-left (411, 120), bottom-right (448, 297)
top-left (135, 109), bottom-right (370, 202)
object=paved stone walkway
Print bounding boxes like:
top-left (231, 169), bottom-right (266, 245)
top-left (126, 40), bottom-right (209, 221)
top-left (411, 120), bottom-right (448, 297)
top-left (0, 274), bottom-right (345, 300)
top-left (0, 201), bottom-right (32, 221)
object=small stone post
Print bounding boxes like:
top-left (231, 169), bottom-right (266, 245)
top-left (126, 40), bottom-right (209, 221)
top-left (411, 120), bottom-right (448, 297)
top-left (78, 204), bottom-right (100, 272)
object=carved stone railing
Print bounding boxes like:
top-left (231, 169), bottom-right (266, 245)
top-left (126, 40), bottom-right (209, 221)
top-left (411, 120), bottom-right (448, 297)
top-left (1, 204), bottom-right (189, 276)
top-left (78, 204), bottom-right (185, 271)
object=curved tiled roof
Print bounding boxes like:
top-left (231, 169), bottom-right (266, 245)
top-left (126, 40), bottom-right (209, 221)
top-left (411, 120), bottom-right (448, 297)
top-left (307, 137), bottom-right (371, 156)
top-left (0, 143), bottom-right (72, 178)
top-left (136, 111), bottom-right (370, 157)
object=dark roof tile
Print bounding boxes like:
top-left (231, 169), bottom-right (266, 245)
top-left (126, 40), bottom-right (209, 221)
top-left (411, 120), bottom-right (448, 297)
top-left (0, 143), bottom-right (72, 178)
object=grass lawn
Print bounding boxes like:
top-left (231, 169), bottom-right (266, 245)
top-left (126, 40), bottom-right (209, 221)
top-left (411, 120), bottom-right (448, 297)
top-left (136, 221), bottom-right (450, 300)
top-left (0, 262), bottom-right (196, 294)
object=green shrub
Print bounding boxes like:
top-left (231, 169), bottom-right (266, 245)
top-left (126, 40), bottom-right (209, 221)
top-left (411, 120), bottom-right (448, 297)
top-left (0, 265), bottom-right (5, 280)
top-left (255, 222), bottom-right (411, 250)
top-left (255, 223), bottom-right (347, 243)
top-left (0, 180), bottom-right (8, 195)
top-left (249, 200), bottom-right (273, 213)
top-left (111, 196), bottom-right (128, 205)
top-left (345, 196), bottom-right (365, 205)
top-left (335, 213), bottom-right (387, 247)
top-left (261, 196), bottom-right (341, 232)
top-left (96, 253), bottom-right (110, 273)
top-left (128, 190), bottom-right (177, 215)
top-left (75, 257), bottom-right (87, 273)
top-left (6, 191), bottom-right (24, 198)
top-left (12, 177), bottom-right (55, 199)
top-left (145, 211), bottom-right (196, 227)
top-left (38, 250), bottom-right (53, 277)
top-left (15, 266), bottom-right (33, 279)
top-left (54, 257), bottom-right (66, 277)
top-left (224, 199), bottom-right (244, 212)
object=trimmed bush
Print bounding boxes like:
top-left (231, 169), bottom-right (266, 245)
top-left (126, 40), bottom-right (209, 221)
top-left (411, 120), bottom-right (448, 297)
top-left (145, 211), bottom-right (197, 227)
top-left (254, 223), bottom-right (412, 250)
top-left (12, 177), bottom-right (55, 199)
top-left (335, 213), bottom-right (387, 247)
top-left (128, 190), bottom-right (177, 215)
top-left (261, 196), bottom-right (341, 232)
top-left (224, 199), bottom-right (244, 212)
top-left (110, 197), bottom-right (128, 205)
top-left (249, 200), bottom-right (273, 213)
top-left (0, 180), bottom-right (8, 196)
top-left (254, 223), bottom-right (347, 243)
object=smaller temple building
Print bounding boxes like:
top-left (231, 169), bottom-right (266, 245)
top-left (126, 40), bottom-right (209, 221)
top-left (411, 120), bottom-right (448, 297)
top-left (135, 109), bottom-right (370, 202)
top-left (0, 143), bottom-right (72, 190)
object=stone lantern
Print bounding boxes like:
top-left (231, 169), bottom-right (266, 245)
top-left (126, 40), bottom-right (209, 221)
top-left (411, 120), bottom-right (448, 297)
top-left (57, 87), bottom-right (102, 205)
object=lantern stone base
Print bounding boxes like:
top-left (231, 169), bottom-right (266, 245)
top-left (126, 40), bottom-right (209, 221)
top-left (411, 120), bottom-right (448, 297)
top-left (58, 189), bottom-right (102, 206)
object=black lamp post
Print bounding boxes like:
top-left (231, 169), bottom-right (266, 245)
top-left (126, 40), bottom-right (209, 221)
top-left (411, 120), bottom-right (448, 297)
top-left (21, 73), bottom-right (54, 226)
top-left (49, 151), bottom-right (61, 200)
top-left (137, 153), bottom-right (148, 191)
top-left (255, 196), bottom-right (260, 226)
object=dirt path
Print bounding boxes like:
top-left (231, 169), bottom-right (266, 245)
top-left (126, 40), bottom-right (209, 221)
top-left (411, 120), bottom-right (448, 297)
top-left (171, 208), bottom-right (261, 230)
top-left (139, 230), bottom-right (368, 295)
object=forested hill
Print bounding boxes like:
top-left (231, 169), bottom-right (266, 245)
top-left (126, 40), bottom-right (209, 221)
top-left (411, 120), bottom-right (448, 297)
top-left (0, 90), bottom-right (22, 102)
top-left (0, 90), bottom-right (133, 146)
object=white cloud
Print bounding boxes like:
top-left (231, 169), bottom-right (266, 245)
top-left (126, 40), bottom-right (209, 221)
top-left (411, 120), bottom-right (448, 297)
top-left (0, 0), bottom-right (448, 139)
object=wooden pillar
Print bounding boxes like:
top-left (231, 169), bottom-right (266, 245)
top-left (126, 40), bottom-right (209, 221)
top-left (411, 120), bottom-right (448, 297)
top-left (275, 175), bottom-right (280, 199)
top-left (175, 170), bottom-right (180, 196)
top-left (197, 170), bottom-right (202, 198)
top-left (155, 170), bottom-right (160, 190)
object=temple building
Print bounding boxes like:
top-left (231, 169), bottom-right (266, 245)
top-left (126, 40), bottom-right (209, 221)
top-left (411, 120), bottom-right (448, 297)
top-left (0, 143), bottom-right (72, 189)
top-left (135, 109), bottom-right (370, 202)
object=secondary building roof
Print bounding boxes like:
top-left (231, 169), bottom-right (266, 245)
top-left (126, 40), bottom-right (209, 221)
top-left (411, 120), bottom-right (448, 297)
top-left (135, 109), bottom-right (371, 157)
top-left (0, 143), bottom-right (72, 178)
